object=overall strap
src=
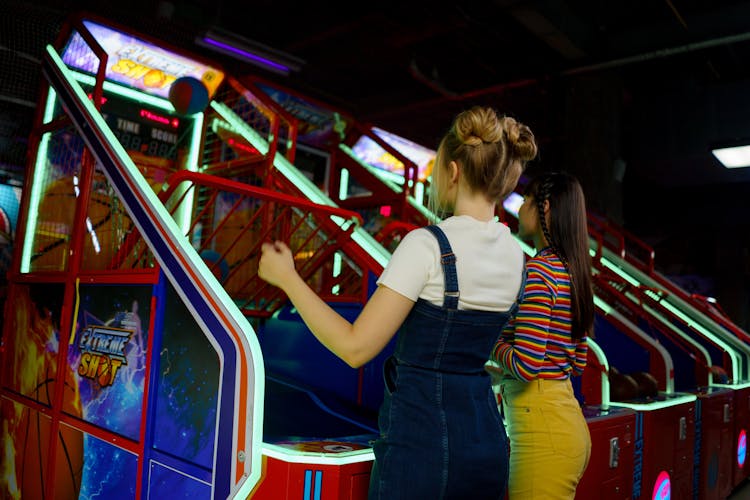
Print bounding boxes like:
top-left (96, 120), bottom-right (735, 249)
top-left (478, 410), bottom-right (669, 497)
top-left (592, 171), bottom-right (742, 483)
top-left (508, 266), bottom-right (528, 316)
top-left (424, 225), bottom-right (459, 309)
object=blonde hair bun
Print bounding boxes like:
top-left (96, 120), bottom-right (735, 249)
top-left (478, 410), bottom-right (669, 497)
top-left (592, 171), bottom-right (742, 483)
top-left (454, 107), bottom-right (504, 146)
top-left (501, 116), bottom-right (538, 161)
top-left (434, 105), bottom-right (538, 206)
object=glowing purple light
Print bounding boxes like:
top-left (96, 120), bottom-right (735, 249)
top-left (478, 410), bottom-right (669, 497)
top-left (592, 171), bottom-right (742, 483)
top-left (201, 37), bottom-right (290, 73)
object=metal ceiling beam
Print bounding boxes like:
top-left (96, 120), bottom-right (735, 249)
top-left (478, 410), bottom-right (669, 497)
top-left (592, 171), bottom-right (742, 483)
top-left (369, 28), bottom-right (750, 120)
top-left (495, 0), bottom-right (591, 59)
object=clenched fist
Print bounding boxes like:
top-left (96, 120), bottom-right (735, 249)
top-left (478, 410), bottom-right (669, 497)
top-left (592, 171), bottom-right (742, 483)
top-left (258, 240), bottom-right (298, 288)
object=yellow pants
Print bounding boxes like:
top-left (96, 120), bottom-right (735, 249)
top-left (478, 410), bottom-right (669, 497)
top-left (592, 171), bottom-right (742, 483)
top-left (501, 377), bottom-right (591, 500)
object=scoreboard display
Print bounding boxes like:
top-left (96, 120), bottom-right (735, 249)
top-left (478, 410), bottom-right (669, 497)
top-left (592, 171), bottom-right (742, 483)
top-left (100, 93), bottom-right (192, 163)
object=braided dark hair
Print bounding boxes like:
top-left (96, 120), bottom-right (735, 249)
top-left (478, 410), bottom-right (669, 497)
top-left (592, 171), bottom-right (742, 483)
top-left (534, 176), bottom-right (567, 267)
top-left (525, 172), bottom-right (594, 339)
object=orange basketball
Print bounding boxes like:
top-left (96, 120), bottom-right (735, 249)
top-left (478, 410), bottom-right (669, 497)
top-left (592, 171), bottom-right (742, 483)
top-left (609, 366), bottom-right (640, 402)
top-left (630, 371), bottom-right (659, 399)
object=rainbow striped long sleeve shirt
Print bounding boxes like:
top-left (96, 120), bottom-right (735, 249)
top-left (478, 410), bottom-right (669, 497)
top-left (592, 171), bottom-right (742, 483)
top-left (492, 247), bottom-right (588, 381)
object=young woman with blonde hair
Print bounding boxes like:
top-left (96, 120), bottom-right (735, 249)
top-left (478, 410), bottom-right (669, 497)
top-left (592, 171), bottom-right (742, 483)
top-left (260, 106), bottom-right (537, 499)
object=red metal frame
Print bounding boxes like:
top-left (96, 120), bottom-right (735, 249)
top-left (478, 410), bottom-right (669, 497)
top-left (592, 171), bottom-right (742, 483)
top-left (588, 211), bottom-right (750, 346)
top-left (240, 73), bottom-right (432, 230)
top-left (593, 270), bottom-right (715, 387)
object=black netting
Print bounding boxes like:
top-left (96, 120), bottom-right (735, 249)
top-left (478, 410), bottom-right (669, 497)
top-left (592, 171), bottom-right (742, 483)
top-left (0, 1), bottom-right (67, 178)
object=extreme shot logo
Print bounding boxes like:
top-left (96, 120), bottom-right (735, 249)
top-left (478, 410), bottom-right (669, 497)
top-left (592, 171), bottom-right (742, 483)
top-left (77, 325), bottom-right (132, 387)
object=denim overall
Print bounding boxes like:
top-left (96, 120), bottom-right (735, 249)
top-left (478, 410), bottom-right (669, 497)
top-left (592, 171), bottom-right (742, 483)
top-left (369, 225), bottom-right (522, 499)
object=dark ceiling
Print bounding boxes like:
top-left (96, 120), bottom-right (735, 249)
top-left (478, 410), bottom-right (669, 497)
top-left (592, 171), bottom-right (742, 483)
top-left (6, 0), bottom-right (750, 186)
top-left (212, 0), bottom-right (750, 188)
top-left (2, 0), bottom-right (750, 321)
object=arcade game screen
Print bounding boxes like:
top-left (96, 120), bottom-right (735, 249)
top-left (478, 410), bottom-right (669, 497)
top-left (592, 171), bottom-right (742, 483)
top-left (351, 127), bottom-right (436, 183)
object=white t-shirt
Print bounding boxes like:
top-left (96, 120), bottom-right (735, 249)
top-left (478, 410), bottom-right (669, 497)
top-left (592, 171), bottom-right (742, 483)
top-left (377, 215), bottom-right (525, 311)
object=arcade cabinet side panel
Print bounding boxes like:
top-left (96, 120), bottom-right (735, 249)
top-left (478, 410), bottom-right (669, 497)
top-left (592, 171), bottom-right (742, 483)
top-left (250, 454), bottom-right (372, 500)
top-left (637, 401), bottom-right (696, 500)
top-left (0, 280), bottom-right (152, 499)
top-left (576, 407), bottom-right (636, 499)
top-left (147, 279), bottom-right (221, 497)
top-left (1, 282), bottom-right (71, 498)
top-left (696, 389), bottom-right (735, 500)
top-left (732, 386), bottom-right (750, 489)
top-left (67, 282), bottom-right (155, 499)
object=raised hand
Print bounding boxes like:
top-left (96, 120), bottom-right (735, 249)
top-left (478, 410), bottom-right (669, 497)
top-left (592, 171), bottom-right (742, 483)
top-left (258, 240), bottom-right (297, 289)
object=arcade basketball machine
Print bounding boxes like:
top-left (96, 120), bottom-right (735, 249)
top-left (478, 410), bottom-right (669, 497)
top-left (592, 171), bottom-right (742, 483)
top-left (592, 263), bottom-right (750, 500)
top-left (0, 12), bottom-right (264, 500)
top-left (587, 290), bottom-right (699, 500)
top-left (0, 13), bottom-right (395, 500)
top-left (590, 213), bottom-right (750, 493)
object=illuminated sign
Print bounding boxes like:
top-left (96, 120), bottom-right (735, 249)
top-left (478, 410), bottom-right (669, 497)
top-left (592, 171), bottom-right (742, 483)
top-left (352, 127), bottom-right (436, 181)
top-left (255, 82), bottom-right (336, 147)
top-left (139, 109), bottom-right (179, 129)
top-left (503, 191), bottom-right (524, 217)
top-left (651, 470), bottom-right (670, 500)
top-left (62, 20), bottom-right (224, 99)
top-left (739, 430), bottom-right (747, 467)
top-left (77, 325), bottom-right (133, 387)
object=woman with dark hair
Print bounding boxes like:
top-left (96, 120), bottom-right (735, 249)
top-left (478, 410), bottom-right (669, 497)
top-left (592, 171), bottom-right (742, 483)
top-left (491, 171), bottom-right (593, 499)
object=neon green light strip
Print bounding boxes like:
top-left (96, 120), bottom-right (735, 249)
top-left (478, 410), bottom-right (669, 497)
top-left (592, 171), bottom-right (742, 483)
top-left (262, 443), bottom-right (374, 465)
top-left (210, 102), bottom-right (270, 154)
top-left (339, 168), bottom-right (349, 201)
top-left (273, 152), bottom-right (342, 204)
top-left (174, 111), bottom-right (203, 234)
top-left (22, 89), bottom-right (57, 273)
top-left (595, 252), bottom-right (742, 383)
top-left (329, 215), bottom-right (352, 228)
top-left (49, 46), bottom-right (261, 332)
top-left (714, 382), bottom-right (750, 390)
top-left (414, 182), bottom-right (425, 206)
top-left (517, 211), bottom-right (722, 394)
top-left (71, 71), bottom-right (174, 111)
top-left (591, 249), bottom-right (641, 287)
top-left (211, 101), bottom-right (320, 201)
top-left (187, 112), bottom-right (203, 173)
top-left (332, 253), bottom-right (342, 295)
top-left (587, 339), bottom-right (611, 409)
top-left (593, 295), bottom-right (612, 315)
top-left (612, 392), bottom-right (697, 411)
top-left (657, 289), bottom-right (745, 351)
top-left (551, 241), bottom-right (679, 394)
top-left (409, 196), bottom-right (440, 224)
top-left (368, 163), bottom-right (405, 187)
top-left (632, 292), bottom-right (720, 380)
top-left (326, 215), bottom-right (387, 269)
top-left (522, 227), bottom-right (681, 396)
top-left (518, 238), bottom-right (535, 257)
top-left (351, 230), bottom-right (390, 268)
